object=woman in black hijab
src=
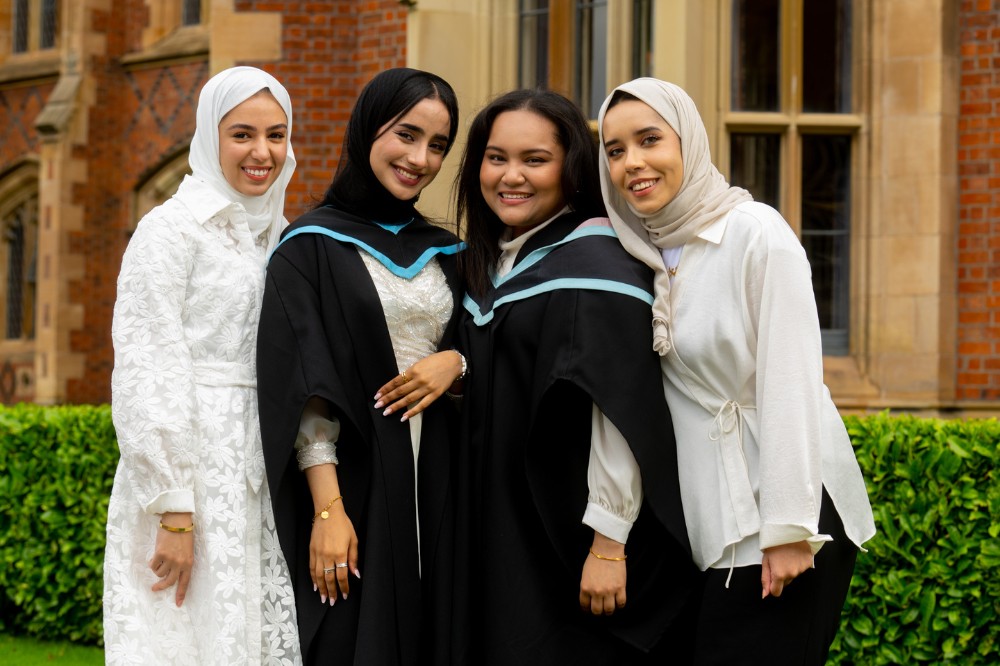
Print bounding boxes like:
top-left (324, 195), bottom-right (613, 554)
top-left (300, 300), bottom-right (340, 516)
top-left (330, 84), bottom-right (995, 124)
top-left (257, 68), bottom-right (466, 665)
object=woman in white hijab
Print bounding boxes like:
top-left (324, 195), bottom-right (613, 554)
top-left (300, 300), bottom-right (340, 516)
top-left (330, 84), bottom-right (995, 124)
top-left (598, 78), bottom-right (875, 664)
top-left (104, 66), bottom-right (301, 665)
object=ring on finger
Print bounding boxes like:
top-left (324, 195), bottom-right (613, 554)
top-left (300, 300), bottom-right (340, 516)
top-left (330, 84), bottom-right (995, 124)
top-left (400, 370), bottom-right (410, 383)
top-left (323, 566), bottom-right (336, 574)
top-left (335, 562), bottom-right (349, 568)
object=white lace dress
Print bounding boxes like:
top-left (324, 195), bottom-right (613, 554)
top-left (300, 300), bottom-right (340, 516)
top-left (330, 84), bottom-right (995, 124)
top-left (104, 182), bottom-right (301, 665)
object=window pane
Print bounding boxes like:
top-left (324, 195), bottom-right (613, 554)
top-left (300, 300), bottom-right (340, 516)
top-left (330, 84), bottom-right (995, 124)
top-left (41, 0), bottom-right (58, 49)
top-left (632, 0), bottom-right (654, 78)
top-left (182, 0), bottom-right (202, 27)
top-left (803, 0), bottom-right (852, 112)
top-left (13, 0), bottom-right (29, 53)
top-left (801, 134), bottom-right (851, 354)
top-left (575, 0), bottom-right (608, 118)
top-left (519, 0), bottom-right (550, 89)
top-left (729, 133), bottom-right (781, 209)
top-left (731, 0), bottom-right (779, 111)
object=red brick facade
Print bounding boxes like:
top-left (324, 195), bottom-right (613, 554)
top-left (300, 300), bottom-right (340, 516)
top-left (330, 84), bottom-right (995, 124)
top-left (234, 0), bottom-right (409, 215)
top-left (957, 0), bottom-right (1000, 400)
top-left (0, 2), bottom-right (407, 404)
top-left (2, 4), bottom-right (998, 408)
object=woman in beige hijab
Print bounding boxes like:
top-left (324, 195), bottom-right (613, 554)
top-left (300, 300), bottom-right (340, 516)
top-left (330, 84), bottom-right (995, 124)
top-left (598, 78), bottom-right (875, 664)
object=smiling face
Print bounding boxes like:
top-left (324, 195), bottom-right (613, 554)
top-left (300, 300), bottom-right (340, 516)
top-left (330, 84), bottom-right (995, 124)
top-left (479, 109), bottom-right (567, 237)
top-left (218, 91), bottom-right (289, 197)
top-left (602, 99), bottom-right (684, 216)
top-left (369, 97), bottom-right (452, 201)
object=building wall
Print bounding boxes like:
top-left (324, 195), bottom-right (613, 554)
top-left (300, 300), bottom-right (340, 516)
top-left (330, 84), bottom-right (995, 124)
top-left (0, 1), bottom-right (998, 412)
top-left (0, 0), bottom-right (408, 405)
top-left (231, 0), bottom-right (408, 217)
top-left (957, 0), bottom-right (1000, 401)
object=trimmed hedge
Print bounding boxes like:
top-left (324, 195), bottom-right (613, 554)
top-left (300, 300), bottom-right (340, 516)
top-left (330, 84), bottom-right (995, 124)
top-left (830, 413), bottom-right (1000, 664)
top-left (0, 404), bottom-right (116, 644)
top-left (0, 406), bottom-right (998, 661)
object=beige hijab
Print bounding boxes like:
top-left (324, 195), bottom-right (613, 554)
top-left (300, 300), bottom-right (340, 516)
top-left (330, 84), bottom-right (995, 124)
top-left (597, 78), bottom-right (751, 354)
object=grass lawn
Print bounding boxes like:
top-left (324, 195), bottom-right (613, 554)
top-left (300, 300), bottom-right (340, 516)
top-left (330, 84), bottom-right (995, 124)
top-left (1, 634), bottom-right (104, 665)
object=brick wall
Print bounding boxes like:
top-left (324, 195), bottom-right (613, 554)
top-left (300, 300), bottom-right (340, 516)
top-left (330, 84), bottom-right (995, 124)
top-left (65, 2), bottom-right (209, 403)
top-left (62, 2), bottom-right (407, 402)
top-left (233, 0), bottom-right (408, 217)
top-left (957, 0), bottom-right (1000, 400)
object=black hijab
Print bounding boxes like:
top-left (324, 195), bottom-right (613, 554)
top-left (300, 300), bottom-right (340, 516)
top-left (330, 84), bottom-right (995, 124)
top-left (320, 67), bottom-right (460, 223)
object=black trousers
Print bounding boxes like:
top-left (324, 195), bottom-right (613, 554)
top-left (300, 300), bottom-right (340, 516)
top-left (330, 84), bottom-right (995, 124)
top-left (690, 491), bottom-right (858, 666)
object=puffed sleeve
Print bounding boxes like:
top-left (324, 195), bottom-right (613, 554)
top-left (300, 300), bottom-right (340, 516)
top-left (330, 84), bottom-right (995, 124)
top-left (582, 403), bottom-right (643, 544)
top-left (745, 208), bottom-right (831, 553)
top-left (110, 210), bottom-right (199, 515)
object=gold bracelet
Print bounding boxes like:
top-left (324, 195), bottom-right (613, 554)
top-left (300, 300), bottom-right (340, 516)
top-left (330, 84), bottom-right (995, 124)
top-left (313, 495), bottom-right (343, 523)
top-left (589, 547), bottom-right (626, 562)
top-left (159, 521), bottom-right (194, 533)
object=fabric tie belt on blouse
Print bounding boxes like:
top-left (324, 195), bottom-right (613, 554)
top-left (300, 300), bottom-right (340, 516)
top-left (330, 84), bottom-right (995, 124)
top-left (708, 399), bottom-right (760, 539)
top-left (193, 361), bottom-right (265, 493)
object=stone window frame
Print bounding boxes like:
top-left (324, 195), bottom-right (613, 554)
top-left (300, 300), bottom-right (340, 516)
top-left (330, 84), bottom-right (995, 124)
top-left (0, 160), bottom-right (40, 346)
top-left (9, 0), bottom-right (58, 54)
top-left (0, 0), bottom-right (61, 84)
top-left (516, 0), bottom-right (652, 120)
top-left (717, 0), bottom-right (867, 358)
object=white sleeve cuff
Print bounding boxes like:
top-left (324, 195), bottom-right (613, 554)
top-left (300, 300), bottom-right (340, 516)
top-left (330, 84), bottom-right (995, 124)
top-left (144, 489), bottom-right (196, 515)
top-left (759, 522), bottom-right (832, 554)
top-left (583, 501), bottom-right (634, 544)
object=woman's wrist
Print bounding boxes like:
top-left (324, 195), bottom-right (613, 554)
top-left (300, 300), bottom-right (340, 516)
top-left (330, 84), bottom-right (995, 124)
top-left (590, 531), bottom-right (626, 557)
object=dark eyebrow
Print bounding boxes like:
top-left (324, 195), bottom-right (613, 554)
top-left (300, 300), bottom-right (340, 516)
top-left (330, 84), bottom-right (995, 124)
top-left (224, 122), bottom-right (287, 132)
top-left (397, 123), bottom-right (449, 145)
top-left (484, 145), bottom-right (554, 157)
top-left (603, 125), bottom-right (661, 149)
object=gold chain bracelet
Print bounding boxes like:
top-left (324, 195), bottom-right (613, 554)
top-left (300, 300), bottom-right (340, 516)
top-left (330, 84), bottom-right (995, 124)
top-left (313, 495), bottom-right (343, 523)
top-left (589, 547), bottom-right (627, 562)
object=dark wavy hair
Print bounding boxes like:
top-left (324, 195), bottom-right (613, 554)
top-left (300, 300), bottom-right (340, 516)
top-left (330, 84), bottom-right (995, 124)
top-left (456, 89), bottom-right (606, 297)
top-left (319, 67), bottom-right (459, 222)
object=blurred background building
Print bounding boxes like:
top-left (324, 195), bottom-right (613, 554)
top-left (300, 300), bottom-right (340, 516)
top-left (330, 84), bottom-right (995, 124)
top-left (0, 0), bottom-right (996, 416)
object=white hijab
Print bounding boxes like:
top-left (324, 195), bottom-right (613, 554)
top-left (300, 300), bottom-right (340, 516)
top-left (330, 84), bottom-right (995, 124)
top-left (597, 78), bottom-right (751, 354)
top-left (182, 66), bottom-right (296, 253)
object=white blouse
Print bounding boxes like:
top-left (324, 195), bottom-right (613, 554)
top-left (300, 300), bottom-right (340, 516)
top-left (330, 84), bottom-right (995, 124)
top-left (498, 214), bottom-right (642, 544)
top-left (661, 201), bottom-right (875, 571)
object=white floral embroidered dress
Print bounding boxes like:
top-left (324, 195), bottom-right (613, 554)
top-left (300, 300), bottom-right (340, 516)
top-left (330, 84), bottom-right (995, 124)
top-left (104, 179), bottom-right (300, 665)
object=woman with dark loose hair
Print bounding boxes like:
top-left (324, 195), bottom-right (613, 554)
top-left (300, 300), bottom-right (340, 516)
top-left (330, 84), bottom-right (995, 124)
top-left (257, 67), bottom-right (466, 665)
top-left (450, 88), bottom-right (698, 664)
top-left (456, 88), bottom-right (607, 298)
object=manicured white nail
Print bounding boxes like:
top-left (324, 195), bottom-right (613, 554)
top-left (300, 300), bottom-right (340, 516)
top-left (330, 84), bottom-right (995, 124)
top-left (320, 594), bottom-right (326, 604)
top-left (313, 584), bottom-right (317, 592)
top-left (374, 400), bottom-right (384, 409)
top-left (353, 568), bottom-right (361, 579)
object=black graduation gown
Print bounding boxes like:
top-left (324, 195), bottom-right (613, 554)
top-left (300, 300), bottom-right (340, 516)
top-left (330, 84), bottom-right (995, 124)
top-left (453, 212), bottom-right (699, 665)
top-left (257, 206), bottom-right (464, 665)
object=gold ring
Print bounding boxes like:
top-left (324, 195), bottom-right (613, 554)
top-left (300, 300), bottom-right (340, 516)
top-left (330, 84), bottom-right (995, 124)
top-left (400, 370), bottom-right (409, 383)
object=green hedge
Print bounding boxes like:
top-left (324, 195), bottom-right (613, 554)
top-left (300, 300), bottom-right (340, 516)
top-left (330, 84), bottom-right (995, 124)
top-left (0, 404), bottom-right (116, 645)
top-left (0, 406), bottom-right (998, 661)
top-left (830, 413), bottom-right (1000, 664)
